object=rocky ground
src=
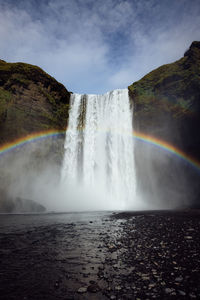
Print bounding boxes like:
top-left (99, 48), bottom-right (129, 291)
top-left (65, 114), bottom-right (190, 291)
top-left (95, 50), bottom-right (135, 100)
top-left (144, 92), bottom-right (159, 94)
top-left (0, 210), bottom-right (200, 300)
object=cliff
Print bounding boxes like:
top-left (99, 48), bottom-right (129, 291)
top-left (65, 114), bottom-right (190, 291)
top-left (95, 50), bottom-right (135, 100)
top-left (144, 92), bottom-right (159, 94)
top-left (129, 41), bottom-right (200, 161)
top-left (129, 41), bottom-right (200, 207)
top-left (0, 59), bottom-right (71, 145)
top-left (0, 60), bottom-right (71, 212)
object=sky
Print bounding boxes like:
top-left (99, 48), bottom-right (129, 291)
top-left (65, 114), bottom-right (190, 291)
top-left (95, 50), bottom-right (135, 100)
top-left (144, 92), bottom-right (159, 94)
top-left (0, 0), bottom-right (200, 94)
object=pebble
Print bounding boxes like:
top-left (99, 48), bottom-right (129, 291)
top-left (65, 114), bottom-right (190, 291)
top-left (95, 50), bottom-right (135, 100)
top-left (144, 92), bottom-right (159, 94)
top-left (142, 276), bottom-right (150, 281)
top-left (175, 276), bottom-right (183, 282)
top-left (87, 283), bottom-right (100, 293)
top-left (189, 292), bottom-right (197, 298)
top-left (115, 285), bottom-right (122, 291)
top-left (178, 290), bottom-right (186, 296)
top-left (187, 228), bottom-right (195, 231)
top-left (165, 288), bottom-right (173, 294)
top-left (148, 283), bottom-right (156, 288)
top-left (131, 285), bottom-right (136, 290)
top-left (77, 287), bottom-right (87, 293)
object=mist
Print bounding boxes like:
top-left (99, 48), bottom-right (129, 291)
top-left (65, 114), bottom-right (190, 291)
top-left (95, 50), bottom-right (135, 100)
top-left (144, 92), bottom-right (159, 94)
top-left (0, 118), bottom-right (197, 213)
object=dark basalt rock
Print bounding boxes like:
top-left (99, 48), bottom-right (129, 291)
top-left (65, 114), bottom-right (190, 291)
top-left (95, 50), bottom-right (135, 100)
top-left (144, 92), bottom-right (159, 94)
top-left (184, 41), bottom-right (200, 57)
top-left (87, 283), bottom-right (100, 293)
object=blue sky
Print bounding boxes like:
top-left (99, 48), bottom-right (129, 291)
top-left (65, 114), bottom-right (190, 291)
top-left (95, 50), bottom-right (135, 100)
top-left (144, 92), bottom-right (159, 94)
top-left (0, 0), bottom-right (200, 94)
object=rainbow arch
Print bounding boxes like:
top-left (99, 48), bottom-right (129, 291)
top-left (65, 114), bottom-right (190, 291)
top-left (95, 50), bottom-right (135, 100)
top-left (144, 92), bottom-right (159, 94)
top-left (0, 129), bottom-right (200, 172)
top-left (0, 129), bottom-right (66, 156)
top-left (134, 131), bottom-right (200, 172)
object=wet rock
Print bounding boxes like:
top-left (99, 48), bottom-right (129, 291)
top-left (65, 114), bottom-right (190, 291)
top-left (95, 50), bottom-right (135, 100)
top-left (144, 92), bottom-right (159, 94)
top-left (77, 287), bottom-right (87, 293)
top-left (54, 281), bottom-right (59, 289)
top-left (108, 244), bottom-right (116, 252)
top-left (184, 236), bottom-right (193, 240)
top-left (189, 292), bottom-right (197, 298)
top-left (114, 285), bottom-right (122, 291)
top-left (178, 290), bottom-right (186, 296)
top-left (141, 275), bottom-right (150, 281)
top-left (87, 283), bottom-right (100, 293)
top-left (89, 280), bottom-right (95, 284)
top-left (148, 283), bottom-right (156, 288)
top-left (187, 228), bottom-right (195, 232)
top-left (165, 288), bottom-right (173, 294)
top-left (175, 276), bottom-right (183, 282)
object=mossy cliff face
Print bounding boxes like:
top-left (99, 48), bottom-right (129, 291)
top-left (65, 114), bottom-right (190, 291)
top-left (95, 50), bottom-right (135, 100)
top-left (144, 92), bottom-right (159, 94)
top-left (129, 41), bottom-right (200, 207)
top-left (0, 59), bottom-right (71, 145)
top-left (0, 60), bottom-right (71, 211)
top-left (129, 41), bottom-right (200, 161)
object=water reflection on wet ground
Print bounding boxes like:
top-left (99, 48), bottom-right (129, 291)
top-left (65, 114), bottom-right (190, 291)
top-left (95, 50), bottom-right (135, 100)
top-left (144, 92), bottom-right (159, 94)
top-left (0, 212), bottom-right (122, 300)
top-left (0, 210), bottom-right (200, 299)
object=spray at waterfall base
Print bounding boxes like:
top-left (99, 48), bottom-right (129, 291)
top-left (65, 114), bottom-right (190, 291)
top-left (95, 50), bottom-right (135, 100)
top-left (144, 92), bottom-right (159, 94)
top-left (0, 90), bottom-right (199, 212)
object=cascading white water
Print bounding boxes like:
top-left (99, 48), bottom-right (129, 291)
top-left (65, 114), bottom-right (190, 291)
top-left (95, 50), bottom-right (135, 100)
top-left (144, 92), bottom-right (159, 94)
top-left (61, 89), bottom-right (136, 210)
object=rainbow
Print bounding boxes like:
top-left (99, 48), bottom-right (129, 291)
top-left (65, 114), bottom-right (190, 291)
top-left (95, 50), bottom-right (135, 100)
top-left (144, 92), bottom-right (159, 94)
top-left (0, 129), bottom-right (200, 172)
top-left (0, 129), bottom-right (66, 156)
top-left (134, 131), bottom-right (200, 172)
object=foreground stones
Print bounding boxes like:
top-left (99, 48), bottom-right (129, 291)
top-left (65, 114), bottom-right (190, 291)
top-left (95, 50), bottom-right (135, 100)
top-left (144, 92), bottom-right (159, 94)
top-left (77, 287), bottom-right (87, 294)
top-left (0, 210), bottom-right (200, 299)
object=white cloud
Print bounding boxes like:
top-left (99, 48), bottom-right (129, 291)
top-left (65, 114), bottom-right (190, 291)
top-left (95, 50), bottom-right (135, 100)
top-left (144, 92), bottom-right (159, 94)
top-left (108, 1), bottom-right (200, 87)
top-left (0, 0), bottom-right (200, 93)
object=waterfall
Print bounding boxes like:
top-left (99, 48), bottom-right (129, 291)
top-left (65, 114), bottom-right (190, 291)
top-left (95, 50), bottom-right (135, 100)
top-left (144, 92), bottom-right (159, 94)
top-left (61, 89), bottom-right (136, 210)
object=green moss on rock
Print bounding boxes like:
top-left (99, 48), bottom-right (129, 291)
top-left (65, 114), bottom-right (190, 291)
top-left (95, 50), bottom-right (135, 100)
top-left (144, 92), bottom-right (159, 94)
top-left (0, 59), bottom-right (71, 145)
top-left (129, 41), bottom-right (200, 160)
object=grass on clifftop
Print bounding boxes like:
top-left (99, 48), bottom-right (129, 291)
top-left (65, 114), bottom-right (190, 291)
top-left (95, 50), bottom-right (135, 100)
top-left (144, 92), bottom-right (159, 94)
top-left (128, 44), bottom-right (200, 119)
